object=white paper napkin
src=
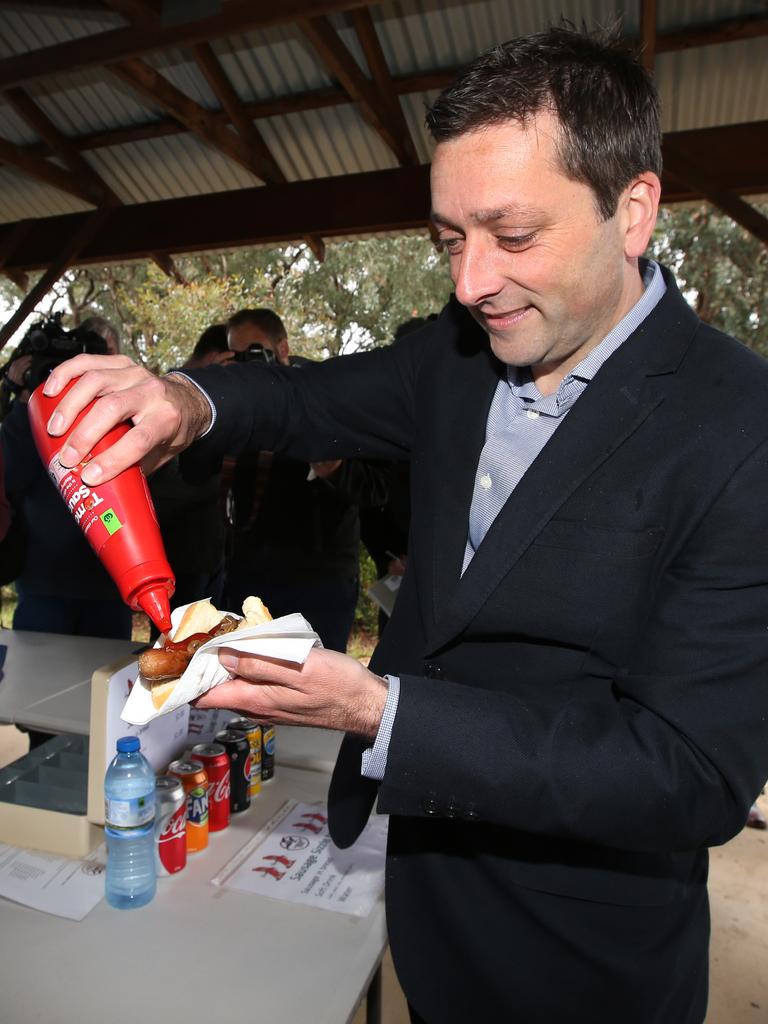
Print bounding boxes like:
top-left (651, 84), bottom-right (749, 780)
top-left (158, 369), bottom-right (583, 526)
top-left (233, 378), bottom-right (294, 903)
top-left (121, 601), bottom-right (322, 725)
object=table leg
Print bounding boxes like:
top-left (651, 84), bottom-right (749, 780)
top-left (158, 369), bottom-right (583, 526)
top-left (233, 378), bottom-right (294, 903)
top-left (366, 962), bottom-right (382, 1024)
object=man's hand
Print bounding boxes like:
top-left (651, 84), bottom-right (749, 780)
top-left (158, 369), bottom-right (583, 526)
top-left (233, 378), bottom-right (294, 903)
top-left (195, 647), bottom-right (388, 741)
top-left (42, 354), bottom-right (212, 485)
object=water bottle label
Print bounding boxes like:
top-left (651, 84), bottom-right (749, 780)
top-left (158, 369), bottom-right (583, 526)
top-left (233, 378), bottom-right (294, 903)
top-left (105, 794), bottom-right (154, 829)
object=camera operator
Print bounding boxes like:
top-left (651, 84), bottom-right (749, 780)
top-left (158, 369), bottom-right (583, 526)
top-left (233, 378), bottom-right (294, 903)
top-left (216, 308), bottom-right (391, 652)
top-left (0, 314), bottom-right (131, 747)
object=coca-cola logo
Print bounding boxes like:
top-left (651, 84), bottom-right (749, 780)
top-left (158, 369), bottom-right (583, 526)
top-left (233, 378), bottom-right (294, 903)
top-left (159, 807), bottom-right (186, 843)
top-left (209, 773), bottom-right (230, 803)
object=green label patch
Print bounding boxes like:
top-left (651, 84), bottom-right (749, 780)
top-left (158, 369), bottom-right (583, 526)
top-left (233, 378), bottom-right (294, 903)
top-left (100, 508), bottom-right (123, 535)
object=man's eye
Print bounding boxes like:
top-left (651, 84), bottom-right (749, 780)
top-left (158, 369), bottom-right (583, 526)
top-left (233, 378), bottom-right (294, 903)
top-left (499, 233), bottom-right (536, 250)
top-left (439, 237), bottom-right (463, 253)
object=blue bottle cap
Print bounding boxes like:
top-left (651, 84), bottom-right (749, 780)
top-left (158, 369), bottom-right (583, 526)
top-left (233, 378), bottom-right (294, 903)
top-left (116, 736), bottom-right (141, 753)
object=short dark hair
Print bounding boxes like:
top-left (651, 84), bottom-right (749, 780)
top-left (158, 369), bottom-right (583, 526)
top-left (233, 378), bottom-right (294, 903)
top-left (191, 323), bottom-right (228, 360)
top-left (426, 24), bottom-right (662, 221)
top-left (227, 308), bottom-right (287, 343)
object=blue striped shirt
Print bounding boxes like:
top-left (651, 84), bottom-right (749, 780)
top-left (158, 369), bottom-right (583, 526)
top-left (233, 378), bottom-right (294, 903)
top-left (362, 259), bottom-right (667, 781)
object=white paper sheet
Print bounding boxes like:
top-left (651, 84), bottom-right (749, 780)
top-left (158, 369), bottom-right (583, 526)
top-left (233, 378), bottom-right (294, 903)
top-left (0, 842), bottom-right (105, 920)
top-left (212, 800), bottom-right (387, 917)
top-left (122, 604), bottom-right (321, 726)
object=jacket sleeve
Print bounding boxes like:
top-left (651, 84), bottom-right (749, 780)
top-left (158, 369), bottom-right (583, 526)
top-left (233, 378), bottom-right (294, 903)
top-left (181, 329), bottom-right (428, 466)
top-left (375, 436), bottom-right (768, 853)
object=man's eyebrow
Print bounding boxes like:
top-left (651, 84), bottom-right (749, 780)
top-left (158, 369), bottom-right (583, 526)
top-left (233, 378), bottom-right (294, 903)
top-left (431, 204), bottom-right (542, 228)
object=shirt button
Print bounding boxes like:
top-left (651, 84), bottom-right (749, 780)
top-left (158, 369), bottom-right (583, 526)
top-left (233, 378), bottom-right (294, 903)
top-left (526, 409), bottom-right (540, 419)
top-left (480, 474), bottom-right (492, 489)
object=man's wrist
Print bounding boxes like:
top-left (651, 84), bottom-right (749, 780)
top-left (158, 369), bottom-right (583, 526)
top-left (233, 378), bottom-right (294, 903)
top-left (351, 672), bottom-right (389, 742)
top-left (165, 372), bottom-right (213, 442)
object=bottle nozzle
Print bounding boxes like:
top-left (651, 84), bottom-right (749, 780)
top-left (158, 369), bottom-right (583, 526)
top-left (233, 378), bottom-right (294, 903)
top-left (136, 586), bottom-right (173, 635)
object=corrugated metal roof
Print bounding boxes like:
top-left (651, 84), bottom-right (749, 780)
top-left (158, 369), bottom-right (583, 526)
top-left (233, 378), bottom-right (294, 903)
top-left (0, 0), bottom-right (765, 227)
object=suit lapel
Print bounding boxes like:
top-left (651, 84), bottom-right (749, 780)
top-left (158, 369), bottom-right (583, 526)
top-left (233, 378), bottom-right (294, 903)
top-left (426, 324), bottom-right (502, 629)
top-left (425, 269), bottom-right (699, 655)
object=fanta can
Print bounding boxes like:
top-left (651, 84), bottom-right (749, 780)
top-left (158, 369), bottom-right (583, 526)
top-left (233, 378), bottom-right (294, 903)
top-left (168, 759), bottom-right (209, 853)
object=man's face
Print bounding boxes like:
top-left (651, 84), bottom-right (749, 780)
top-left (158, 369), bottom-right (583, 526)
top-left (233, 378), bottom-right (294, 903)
top-left (227, 323), bottom-right (289, 365)
top-left (430, 112), bottom-right (652, 392)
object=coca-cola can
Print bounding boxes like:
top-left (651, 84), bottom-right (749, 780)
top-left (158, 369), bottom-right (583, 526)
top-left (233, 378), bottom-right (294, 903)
top-left (190, 742), bottom-right (230, 832)
top-left (215, 729), bottom-right (251, 813)
top-left (154, 775), bottom-right (187, 876)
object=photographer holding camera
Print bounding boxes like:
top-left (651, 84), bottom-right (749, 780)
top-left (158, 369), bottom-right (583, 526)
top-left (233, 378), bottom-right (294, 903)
top-left (218, 308), bottom-right (391, 652)
top-left (0, 312), bottom-right (132, 746)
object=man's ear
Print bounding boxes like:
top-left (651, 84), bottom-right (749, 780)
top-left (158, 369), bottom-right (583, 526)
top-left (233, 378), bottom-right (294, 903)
top-left (277, 338), bottom-right (290, 364)
top-left (623, 172), bottom-right (662, 258)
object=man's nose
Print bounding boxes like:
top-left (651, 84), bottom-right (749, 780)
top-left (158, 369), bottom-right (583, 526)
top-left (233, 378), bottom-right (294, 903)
top-left (452, 243), bottom-right (504, 308)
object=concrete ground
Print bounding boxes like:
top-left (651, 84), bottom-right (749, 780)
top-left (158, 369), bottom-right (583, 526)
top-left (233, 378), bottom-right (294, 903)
top-left (1, 725), bottom-right (764, 1023)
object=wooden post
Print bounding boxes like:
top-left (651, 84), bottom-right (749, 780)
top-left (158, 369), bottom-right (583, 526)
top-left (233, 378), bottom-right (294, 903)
top-left (640, 0), bottom-right (657, 73)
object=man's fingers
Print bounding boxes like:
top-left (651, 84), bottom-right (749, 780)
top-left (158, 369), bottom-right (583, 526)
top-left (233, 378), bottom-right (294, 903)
top-left (219, 650), bottom-right (302, 686)
top-left (43, 353), bottom-right (135, 398)
top-left (45, 363), bottom-right (149, 439)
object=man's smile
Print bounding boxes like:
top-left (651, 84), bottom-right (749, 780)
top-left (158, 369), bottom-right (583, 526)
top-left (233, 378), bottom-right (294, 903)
top-left (477, 305), bottom-right (535, 330)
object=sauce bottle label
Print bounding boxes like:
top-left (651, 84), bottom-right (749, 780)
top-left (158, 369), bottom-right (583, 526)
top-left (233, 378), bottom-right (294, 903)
top-left (47, 452), bottom-right (125, 554)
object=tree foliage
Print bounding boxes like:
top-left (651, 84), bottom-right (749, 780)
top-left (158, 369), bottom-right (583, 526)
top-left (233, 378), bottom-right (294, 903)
top-left (1, 234), bottom-right (453, 371)
top-left (650, 201), bottom-right (768, 356)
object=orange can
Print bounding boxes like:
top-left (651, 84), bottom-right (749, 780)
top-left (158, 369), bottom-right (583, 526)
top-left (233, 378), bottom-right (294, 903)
top-left (168, 759), bottom-right (209, 854)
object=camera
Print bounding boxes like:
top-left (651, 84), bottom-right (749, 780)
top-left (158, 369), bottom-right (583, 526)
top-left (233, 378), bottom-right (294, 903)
top-left (0, 313), bottom-right (109, 417)
top-left (232, 344), bottom-right (276, 365)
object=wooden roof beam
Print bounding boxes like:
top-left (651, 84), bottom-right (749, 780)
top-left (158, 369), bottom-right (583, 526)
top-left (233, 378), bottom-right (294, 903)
top-left (639, 0), bottom-right (657, 73)
top-left (3, 268), bottom-right (29, 291)
top-left (100, 0), bottom-right (161, 23)
top-left (191, 42), bottom-right (285, 184)
top-left (0, 0), bottom-right (375, 90)
top-left (151, 251), bottom-right (186, 282)
top-left (0, 218), bottom-right (33, 270)
top-left (662, 142), bottom-right (768, 246)
top-left (0, 134), bottom-right (99, 205)
top-left (299, 14), bottom-right (417, 167)
top-left (6, 3), bottom-right (768, 164)
top-left (0, 164), bottom-right (433, 270)
top-left (350, 8), bottom-right (419, 165)
top-left (109, 57), bottom-right (263, 180)
top-left (3, 86), bottom-right (121, 207)
top-left (191, 42), bottom-right (325, 259)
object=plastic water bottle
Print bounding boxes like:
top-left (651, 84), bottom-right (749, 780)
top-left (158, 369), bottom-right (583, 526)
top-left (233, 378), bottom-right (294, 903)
top-left (104, 736), bottom-right (156, 909)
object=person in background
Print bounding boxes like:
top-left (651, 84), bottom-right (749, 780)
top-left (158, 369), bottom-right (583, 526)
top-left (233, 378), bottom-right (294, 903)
top-left (1, 315), bottom-right (131, 747)
top-left (220, 308), bottom-right (390, 651)
top-left (41, 26), bottom-right (768, 1022)
top-left (182, 323), bottom-right (234, 369)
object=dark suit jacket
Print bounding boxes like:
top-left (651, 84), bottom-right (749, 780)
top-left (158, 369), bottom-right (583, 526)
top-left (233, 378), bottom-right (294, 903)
top-left (185, 267), bottom-right (768, 1023)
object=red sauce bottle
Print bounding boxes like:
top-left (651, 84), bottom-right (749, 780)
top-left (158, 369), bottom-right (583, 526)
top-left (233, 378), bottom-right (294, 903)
top-left (27, 379), bottom-right (175, 635)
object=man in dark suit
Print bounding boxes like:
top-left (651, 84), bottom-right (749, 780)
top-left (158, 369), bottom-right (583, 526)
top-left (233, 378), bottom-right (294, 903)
top-left (43, 25), bottom-right (768, 1024)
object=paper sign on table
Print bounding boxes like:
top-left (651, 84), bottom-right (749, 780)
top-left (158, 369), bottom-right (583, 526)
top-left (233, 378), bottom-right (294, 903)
top-left (212, 800), bottom-right (387, 918)
top-left (0, 842), bottom-right (105, 920)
